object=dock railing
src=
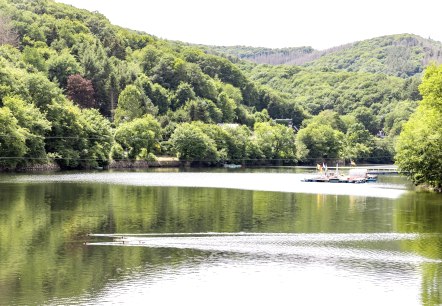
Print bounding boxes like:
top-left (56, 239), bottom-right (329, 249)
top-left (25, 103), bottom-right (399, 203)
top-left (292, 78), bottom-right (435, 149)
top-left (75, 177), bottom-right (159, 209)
top-left (365, 165), bottom-right (399, 175)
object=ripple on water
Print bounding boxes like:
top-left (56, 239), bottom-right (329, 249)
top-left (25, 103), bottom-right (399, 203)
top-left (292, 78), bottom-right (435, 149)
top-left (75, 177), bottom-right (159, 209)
top-left (73, 232), bottom-right (433, 306)
top-left (87, 232), bottom-right (441, 264)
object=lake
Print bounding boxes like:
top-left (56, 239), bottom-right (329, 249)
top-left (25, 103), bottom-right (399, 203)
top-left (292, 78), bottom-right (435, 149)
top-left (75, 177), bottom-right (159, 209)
top-left (1, 168), bottom-right (441, 305)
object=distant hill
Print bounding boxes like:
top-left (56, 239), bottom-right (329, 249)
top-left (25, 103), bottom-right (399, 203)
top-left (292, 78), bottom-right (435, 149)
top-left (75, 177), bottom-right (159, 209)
top-left (305, 34), bottom-right (442, 77)
top-left (201, 45), bottom-right (316, 65)
top-left (206, 34), bottom-right (442, 78)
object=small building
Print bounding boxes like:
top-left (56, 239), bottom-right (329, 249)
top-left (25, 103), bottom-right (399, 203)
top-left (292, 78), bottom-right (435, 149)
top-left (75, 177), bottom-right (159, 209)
top-left (274, 119), bottom-right (298, 131)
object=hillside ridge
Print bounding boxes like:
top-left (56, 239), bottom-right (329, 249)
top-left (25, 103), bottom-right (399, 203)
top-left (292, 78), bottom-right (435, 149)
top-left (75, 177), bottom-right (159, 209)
top-left (202, 34), bottom-right (442, 77)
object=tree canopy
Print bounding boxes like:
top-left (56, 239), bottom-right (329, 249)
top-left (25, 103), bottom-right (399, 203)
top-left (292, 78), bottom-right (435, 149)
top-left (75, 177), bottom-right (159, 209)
top-left (396, 64), bottom-right (442, 191)
top-left (0, 0), bottom-right (436, 173)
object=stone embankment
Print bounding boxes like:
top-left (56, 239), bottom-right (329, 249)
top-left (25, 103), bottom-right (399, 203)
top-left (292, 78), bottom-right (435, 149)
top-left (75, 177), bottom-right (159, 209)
top-left (109, 157), bottom-right (180, 169)
top-left (15, 163), bottom-right (61, 172)
top-left (1, 157), bottom-right (180, 172)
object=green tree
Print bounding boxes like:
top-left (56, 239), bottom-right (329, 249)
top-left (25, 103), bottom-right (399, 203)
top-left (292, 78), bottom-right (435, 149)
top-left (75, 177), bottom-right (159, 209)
top-left (138, 45), bottom-right (161, 75)
top-left (114, 84), bottom-right (147, 125)
top-left (22, 46), bottom-right (47, 72)
top-left (254, 122), bottom-right (296, 161)
top-left (80, 108), bottom-right (113, 167)
top-left (149, 83), bottom-right (171, 115)
top-left (169, 122), bottom-right (219, 163)
top-left (25, 72), bottom-right (63, 108)
top-left (383, 100), bottom-right (417, 136)
top-left (47, 49), bottom-right (81, 88)
top-left (235, 105), bottom-right (256, 127)
top-left (3, 96), bottom-right (51, 163)
top-left (44, 100), bottom-right (88, 169)
top-left (0, 107), bottom-right (27, 169)
top-left (341, 122), bottom-right (374, 163)
top-left (302, 110), bottom-right (346, 132)
top-left (114, 115), bottom-right (161, 160)
top-left (218, 92), bottom-right (237, 122)
top-left (223, 125), bottom-right (253, 161)
top-left (352, 106), bottom-right (379, 134)
top-left (184, 98), bottom-right (222, 123)
top-left (172, 82), bottom-right (196, 110)
top-left (296, 121), bottom-right (344, 162)
top-left (396, 65), bottom-right (442, 191)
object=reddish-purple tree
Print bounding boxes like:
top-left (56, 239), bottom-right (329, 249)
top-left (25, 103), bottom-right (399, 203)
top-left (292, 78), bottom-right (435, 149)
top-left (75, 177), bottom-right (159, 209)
top-left (67, 74), bottom-right (97, 109)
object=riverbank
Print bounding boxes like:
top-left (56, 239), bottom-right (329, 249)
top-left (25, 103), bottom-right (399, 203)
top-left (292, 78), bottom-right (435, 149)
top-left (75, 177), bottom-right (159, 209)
top-left (0, 157), bottom-right (180, 172)
top-left (14, 162), bottom-right (61, 172)
top-left (109, 157), bottom-right (180, 169)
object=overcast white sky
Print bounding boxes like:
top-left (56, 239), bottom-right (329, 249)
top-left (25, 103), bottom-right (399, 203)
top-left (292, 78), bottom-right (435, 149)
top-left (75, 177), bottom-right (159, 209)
top-left (56, 0), bottom-right (442, 50)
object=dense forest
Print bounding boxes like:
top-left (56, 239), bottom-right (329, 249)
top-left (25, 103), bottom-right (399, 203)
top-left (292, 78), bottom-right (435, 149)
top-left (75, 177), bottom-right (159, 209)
top-left (0, 0), bottom-right (440, 190)
top-left (201, 45), bottom-right (317, 65)
top-left (208, 34), bottom-right (442, 73)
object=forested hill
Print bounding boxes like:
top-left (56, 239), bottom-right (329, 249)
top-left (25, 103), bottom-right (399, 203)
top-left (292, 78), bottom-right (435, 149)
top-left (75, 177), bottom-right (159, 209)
top-left (200, 45), bottom-right (317, 65)
top-left (0, 0), bottom-right (432, 171)
top-left (0, 0), bottom-right (307, 169)
top-left (206, 34), bottom-right (442, 77)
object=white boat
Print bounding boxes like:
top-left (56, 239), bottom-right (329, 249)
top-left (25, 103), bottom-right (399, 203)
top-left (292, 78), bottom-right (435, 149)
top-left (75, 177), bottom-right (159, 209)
top-left (223, 164), bottom-right (242, 169)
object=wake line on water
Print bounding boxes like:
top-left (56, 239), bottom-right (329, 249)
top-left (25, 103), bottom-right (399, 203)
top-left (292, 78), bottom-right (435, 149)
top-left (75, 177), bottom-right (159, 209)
top-left (89, 232), bottom-right (421, 241)
top-left (87, 233), bottom-right (442, 264)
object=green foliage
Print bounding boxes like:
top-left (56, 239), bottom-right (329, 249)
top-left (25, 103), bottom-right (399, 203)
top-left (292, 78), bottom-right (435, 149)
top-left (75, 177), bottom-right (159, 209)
top-left (383, 100), bottom-right (417, 136)
top-left (172, 81), bottom-right (195, 110)
top-left (114, 84), bottom-right (153, 125)
top-left (0, 107), bottom-right (27, 168)
top-left (135, 76), bottom-right (171, 114)
top-left (184, 98), bottom-right (222, 124)
top-left (296, 119), bottom-right (344, 162)
top-left (204, 45), bottom-right (315, 65)
top-left (246, 64), bottom-right (407, 116)
top-left (352, 106), bottom-right (379, 134)
top-left (114, 115), bottom-right (161, 160)
top-left (0, 0), bottom-right (436, 170)
top-left (223, 125), bottom-right (255, 161)
top-left (302, 110), bottom-right (346, 132)
top-left (254, 122), bottom-right (296, 161)
top-left (80, 108), bottom-right (113, 167)
top-left (169, 121), bottom-right (297, 164)
top-left (43, 98), bottom-right (113, 169)
top-left (341, 122), bottom-right (375, 162)
top-left (25, 72), bottom-right (63, 108)
top-left (396, 64), bottom-right (442, 191)
top-left (47, 49), bottom-right (81, 88)
top-left (217, 92), bottom-right (237, 122)
top-left (22, 46), bottom-right (48, 72)
top-left (304, 34), bottom-right (442, 78)
top-left (169, 122), bottom-right (219, 163)
top-left (44, 101), bottom-right (86, 168)
top-left (3, 96), bottom-right (51, 163)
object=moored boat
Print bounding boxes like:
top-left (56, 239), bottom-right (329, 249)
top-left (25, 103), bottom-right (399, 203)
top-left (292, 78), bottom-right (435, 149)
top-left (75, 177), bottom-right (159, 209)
top-left (302, 167), bottom-right (378, 184)
top-left (223, 163), bottom-right (242, 169)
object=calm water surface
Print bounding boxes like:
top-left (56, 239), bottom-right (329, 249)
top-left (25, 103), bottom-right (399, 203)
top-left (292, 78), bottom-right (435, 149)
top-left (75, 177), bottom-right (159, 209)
top-left (0, 168), bottom-right (442, 305)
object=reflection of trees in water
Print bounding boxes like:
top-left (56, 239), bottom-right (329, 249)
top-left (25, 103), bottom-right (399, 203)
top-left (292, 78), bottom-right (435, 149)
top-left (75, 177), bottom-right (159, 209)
top-left (1, 181), bottom-right (442, 304)
top-left (420, 263), bottom-right (442, 306)
top-left (394, 192), bottom-right (442, 305)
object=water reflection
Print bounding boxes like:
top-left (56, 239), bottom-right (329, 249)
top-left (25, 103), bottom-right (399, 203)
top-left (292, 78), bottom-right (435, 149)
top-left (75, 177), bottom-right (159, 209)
top-left (0, 172), bottom-right (441, 305)
top-left (8, 171), bottom-right (407, 198)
